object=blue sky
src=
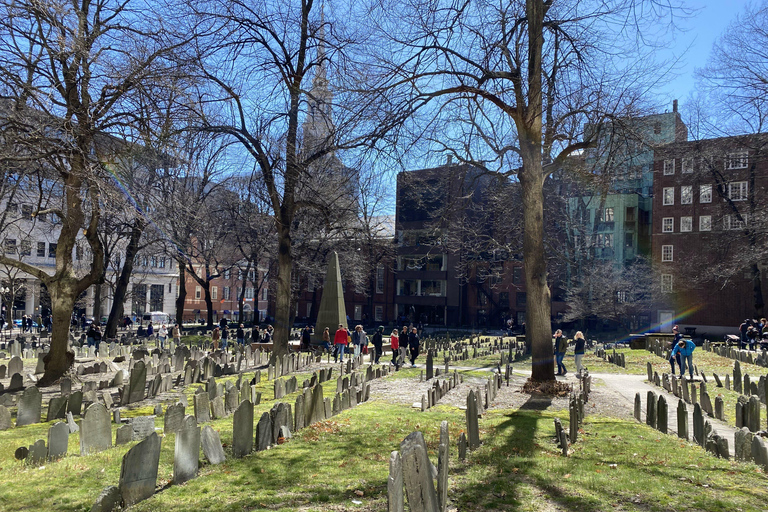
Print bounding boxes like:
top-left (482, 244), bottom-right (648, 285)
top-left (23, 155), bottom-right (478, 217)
top-left (656, 0), bottom-right (750, 103)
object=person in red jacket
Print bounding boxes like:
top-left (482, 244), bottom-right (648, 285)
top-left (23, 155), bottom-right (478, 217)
top-left (333, 324), bottom-right (349, 363)
top-left (390, 328), bottom-right (400, 370)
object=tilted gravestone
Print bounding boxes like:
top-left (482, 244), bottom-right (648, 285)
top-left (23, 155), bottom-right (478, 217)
top-left (80, 403), bottom-right (112, 455)
top-left (270, 402), bottom-right (292, 444)
top-left (47, 396), bottom-right (68, 422)
top-left (388, 451), bottom-right (404, 512)
top-left (256, 412), bottom-right (272, 452)
top-left (174, 416), bottom-right (200, 484)
top-left (67, 391), bottom-right (83, 416)
top-left (201, 425), bottom-right (226, 465)
top-left (47, 421), bottom-right (69, 459)
top-left (400, 431), bottom-right (439, 512)
top-left (232, 400), bottom-right (254, 458)
top-left (16, 386), bottom-right (42, 427)
top-left (119, 432), bottom-right (161, 507)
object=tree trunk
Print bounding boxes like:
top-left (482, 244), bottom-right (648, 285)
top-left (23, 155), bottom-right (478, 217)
top-left (105, 220), bottom-right (143, 338)
top-left (204, 283), bottom-right (214, 329)
top-left (752, 263), bottom-right (765, 317)
top-left (175, 263), bottom-right (186, 327)
top-left (92, 283), bottom-right (102, 324)
top-left (38, 288), bottom-right (77, 386)
top-left (272, 223), bottom-right (292, 359)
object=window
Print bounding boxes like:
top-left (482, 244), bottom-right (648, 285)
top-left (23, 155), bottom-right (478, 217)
top-left (512, 267), bottom-right (522, 285)
top-left (625, 233), bottom-right (634, 248)
top-left (245, 287), bottom-right (254, 299)
top-left (661, 245), bottom-right (673, 262)
top-left (376, 264), bottom-right (385, 294)
top-left (375, 305), bottom-right (383, 322)
top-left (699, 215), bottom-right (712, 232)
top-left (354, 305), bottom-right (362, 321)
top-left (663, 187), bottom-right (674, 205)
top-left (724, 214), bottom-right (747, 230)
top-left (662, 218), bottom-right (673, 233)
top-left (516, 292), bottom-right (527, 307)
top-left (238, 269), bottom-right (243, 280)
top-left (261, 288), bottom-right (267, 301)
top-left (728, 181), bottom-right (748, 201)
top-left (168, 283), bottom-right (173, 293)
top-left (596, 233), bottom-right (613, 248)
top-left (663, 159), bottom-right (675, 175)
top-left (682, 157), bottom-right (693, 173)
top-left (21, 204), bottom-right (33, 219)
top-left (150, 256), bottom-right (157, 267)
top-left (726, 151), bottom-right (748, 169)
top-left (600, 207), bottom-right (615, 222)
top-left (700, 184), bottom-right (712, 203)
top-left (224, 269), bottom-right (231, 280)
top-left (625, 206), bottom-right (636, 223)
top-left (681, 186), bottom-right (692, 205)
top-left (19, 240), bottom-right (31, 256)
top-left (211, 286), bottom-right (218, 300)
top-left (661, 274), bottom-right (673, 293)
top-left (159, 257), bottom-right (165, 268)
top-left (195, 286), bottom-right (201, 300)
top-left (37, 212), bottom-right (46, 222)
top-left (3, 238), bottom-right (16, 254)
top-left (149, 284), bottom-right (164, 311)
top-left (6, 202), bottom-right (17, 214)
top-left (680, 216), bottom-right (692, 232)
top-left (37, 242), bottom-right (46, 257)
top-left (223, 286), bottom-right (230, 300)
top-left (142, 255), bottom-right (148, 267)
top-left (421, 280), bottom-right (444, 297)
top-left (48, 243), bottom-right (57, 258)
top-left (307, 304), bottom-right (313, 318)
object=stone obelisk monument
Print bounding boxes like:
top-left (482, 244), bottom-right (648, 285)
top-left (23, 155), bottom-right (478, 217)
top-left (312, 252), bottom-right (348, 344)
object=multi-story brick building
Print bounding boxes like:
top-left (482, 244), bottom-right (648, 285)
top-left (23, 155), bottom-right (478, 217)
top-left (652, 134), bottom-right (768, 335)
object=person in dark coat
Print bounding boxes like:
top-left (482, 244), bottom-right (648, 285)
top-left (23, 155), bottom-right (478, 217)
top-left (407, 327), bottom-right (420, 367)
top-left (371, 326), bottom-right (384, 364)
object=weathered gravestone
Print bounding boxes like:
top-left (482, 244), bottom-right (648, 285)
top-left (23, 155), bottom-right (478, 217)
top-left (47, 421), bottom-right (69, 459)
top-left (67, 391), bottom-right (83, 416)
top-left (8, 355), bottom-right (23, 376)
top-left (232, 400), bottom-right (254, 458)
top-left (27, 439), bottom-right (47, 465)
top-left (47, 395), bottom-right (68, 422)
top-left (437, 420), bottom-right (449, 512)
top-left (256, 412), bottom-right (272, 452)
top-left (164, 403), bottom-right (185, 434)
top-left (645, 391), bottom-right (657, 429)
top-left (119, 432), bottom-right (161, 507)
top-left (388, 451), bottom-right (404, 512)
top-left (400, 431), bottom-right (439, 512)
top-left (194, 392), bottom-right (211, 423)
top-left (131, 416), bottom-right (156, 441)
top-left (174, 416), bottom-right (200, 484)
top-left (656, 395), bottom-right (668, 434)
top-left (16, 386), bottom-right (42, 427)
top-left (80, 403), bottom-right (112, 455)
top-left (201, 425), bottom-right (226, 465)
top-left (634, 393), bottom-right (641, 422)
top-left (0, 405), bottom-right (12, 431)
top-left (734, 427), bottom-right (753, 462)
top-left (677, 400), bottom-right (688, 441)
top-left (116, 424), bottom-right (133, 445)
top-left (466, 390), bottom-right (480, 450)
top-left (210, 396), bottom-right (226, 420)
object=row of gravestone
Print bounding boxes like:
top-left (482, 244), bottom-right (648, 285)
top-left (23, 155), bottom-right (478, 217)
top-left (704, 341), bottom-right (768, 368)
top-left (651, 368), bottom-right (720, 420)
top-left (636, 390), bottom-right (730, 459)
top-left (418, 371), bottom-right (463, 412)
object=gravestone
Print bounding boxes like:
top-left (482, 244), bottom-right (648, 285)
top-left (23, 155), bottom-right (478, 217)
top-left (677, 400), bottom-right (688, 441)
top-left (66, 411), bottom-right (79, 433)
top-left (388, 451), bottom-right (404, 512)
top-left (0, 405), bottom-right (11, 431)
top-left (634, 393), bottom-right (641, 422)
top-left (693, 403), bottom-right (705, 447)
top-left (119, 432), bottom-right (161, 507)
top-left (735, 427), bottom-right (753, 461)
top-left (748, 396), bottom-right (761, 432)
top-left (645, 391), bottom-right (657, 429)
top-left (174, 416), bottom-right (200, 484)
top-left (194, 393), bottom-right (211, 423)
top-left (116, 424), bottom-right (133, 445)
top-left (256, 412), bottom-right (272, 451)
top-left (232, 400), bottom-right (254, 458)
top-left (126, 361), bottom-right (147, 404)
top-left (47, 421), bottom-right (69, 459)
top-left (80, 403), bottom-right (112, 455)
top-left (60, 378), bottom-right (72, 395)
top-left (47, 396), bottom-right (68, 422)
top-left (210, 396), bottom-right (226, 419)
top-left (426, 352), bottom-right (433, 381)
top-left (437, 420), bottom-right (449, 512)
top-left (27, 439), bottom-right (47, 465)
top-left (734, 361), bottom-right (742, 393)
top-left (458, 432), bottom-right (467, 461)
top-left (91, 486), bottom-right (120, 512)
top-left (400, 431), bottom-right (439, 512)
top-left (130, 416), bottom-right (156, 441)
top-left (466, 390), bottom-right (480, 450)
top-left (16, 386), bottom-right (42, 427)
top-left (8, 355), bottom-right (22, 376)
top-left (270, 403), bottom-right (292, 444)
top-left (164, 403), bottom-right (185, 434)
top-left (656, 395), bottom-right (668, 434)
top-left (67, 391), bottom-right (83, 416)
top-left (225, 386), bottom-right (239, 415)
top-left (201, 425), bottom-right (226, 465)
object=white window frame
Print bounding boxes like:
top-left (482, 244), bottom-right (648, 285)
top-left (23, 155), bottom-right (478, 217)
top-left (223, 286), bottom-right (230, 300)
top-left (661, 245), bottom-right (673, 262)
top-left (662, 217), bottom-right (674, 233)
top-left (726, 151), bottom-right (748, 169)
top-left (661, 274), bottom-right (673, 293)
top-left (211, 286), bottom-right (218, 300)
top-left (724, 214), bottom-right (748, 230)
top-left (680, 216), bottom-right (692, 232)
top-left (663, 159), bottom-right (675, 175)
top-left (663, 187), bottom-right (675, 206)
top-left (699, 215), bottom-right (711, 232)
top-left (195, 286), bottom-right (202, 300)
top-left (728, 181), bottom-right (748, 201)
top-left (680, 185), bottom-right (692, 205)
top-left (374, 305), bottom-right (383, 322)
top-left (681, 157), bottom-right (693, 173)
top-left (700, 184), bottom-right (712, 204)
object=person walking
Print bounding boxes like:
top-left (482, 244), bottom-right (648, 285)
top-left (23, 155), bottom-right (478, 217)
top-left (669, 325), bottom-right (683, 376)
top-left (352, 325), bottom-right (367, 359)
top-left (211, 325), bottom-right (221, 350)
top-left (236, 324), bottom-right (246, 346)
top-left (172, 324), bottom-right (181, 345)
top-left (407, 327), bottom-right (420, 367)
top-left (573, 331), bottom-right (586, 374)
top-left (146, 321), bottom-right (154, 338)
top-left (670, 336), bottom-right (696, 380)
top-left (554, 329), bottom-right (568, 376)
top-left (157, 324), bottom-right (168, 350)
top-left (300, 325), bottom-right (312, 352)
top-left (333, 324), bottom-right (348, 363)
top-left (390, 328), bottom-right (400, 369)
top-left (322, 326), bottom-right (332, 354)
top-left (371, 326), bottom-right (384, 364)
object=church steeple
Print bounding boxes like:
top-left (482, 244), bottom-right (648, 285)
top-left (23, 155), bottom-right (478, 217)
top-left (303, 5), bottom-right (334, 155)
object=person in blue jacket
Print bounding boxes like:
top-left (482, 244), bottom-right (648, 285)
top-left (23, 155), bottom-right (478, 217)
top-left (670, 337), bottom-right (696, 380)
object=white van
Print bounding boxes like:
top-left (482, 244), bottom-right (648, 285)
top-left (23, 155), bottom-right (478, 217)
top-left (142, 311), bottom-right (171, 326)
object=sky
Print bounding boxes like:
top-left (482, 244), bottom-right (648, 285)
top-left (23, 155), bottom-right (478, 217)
top-left (655, 0), bottom-right (752, 105)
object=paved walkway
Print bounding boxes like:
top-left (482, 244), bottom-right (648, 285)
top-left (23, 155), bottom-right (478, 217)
top-left (450, 362), bottom-right (740, 457)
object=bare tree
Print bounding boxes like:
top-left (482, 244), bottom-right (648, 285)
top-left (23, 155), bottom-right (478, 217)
top-left (373, 0), bottom-right (685, 381)
top-left (0, 0), bottom-right (186, 384)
